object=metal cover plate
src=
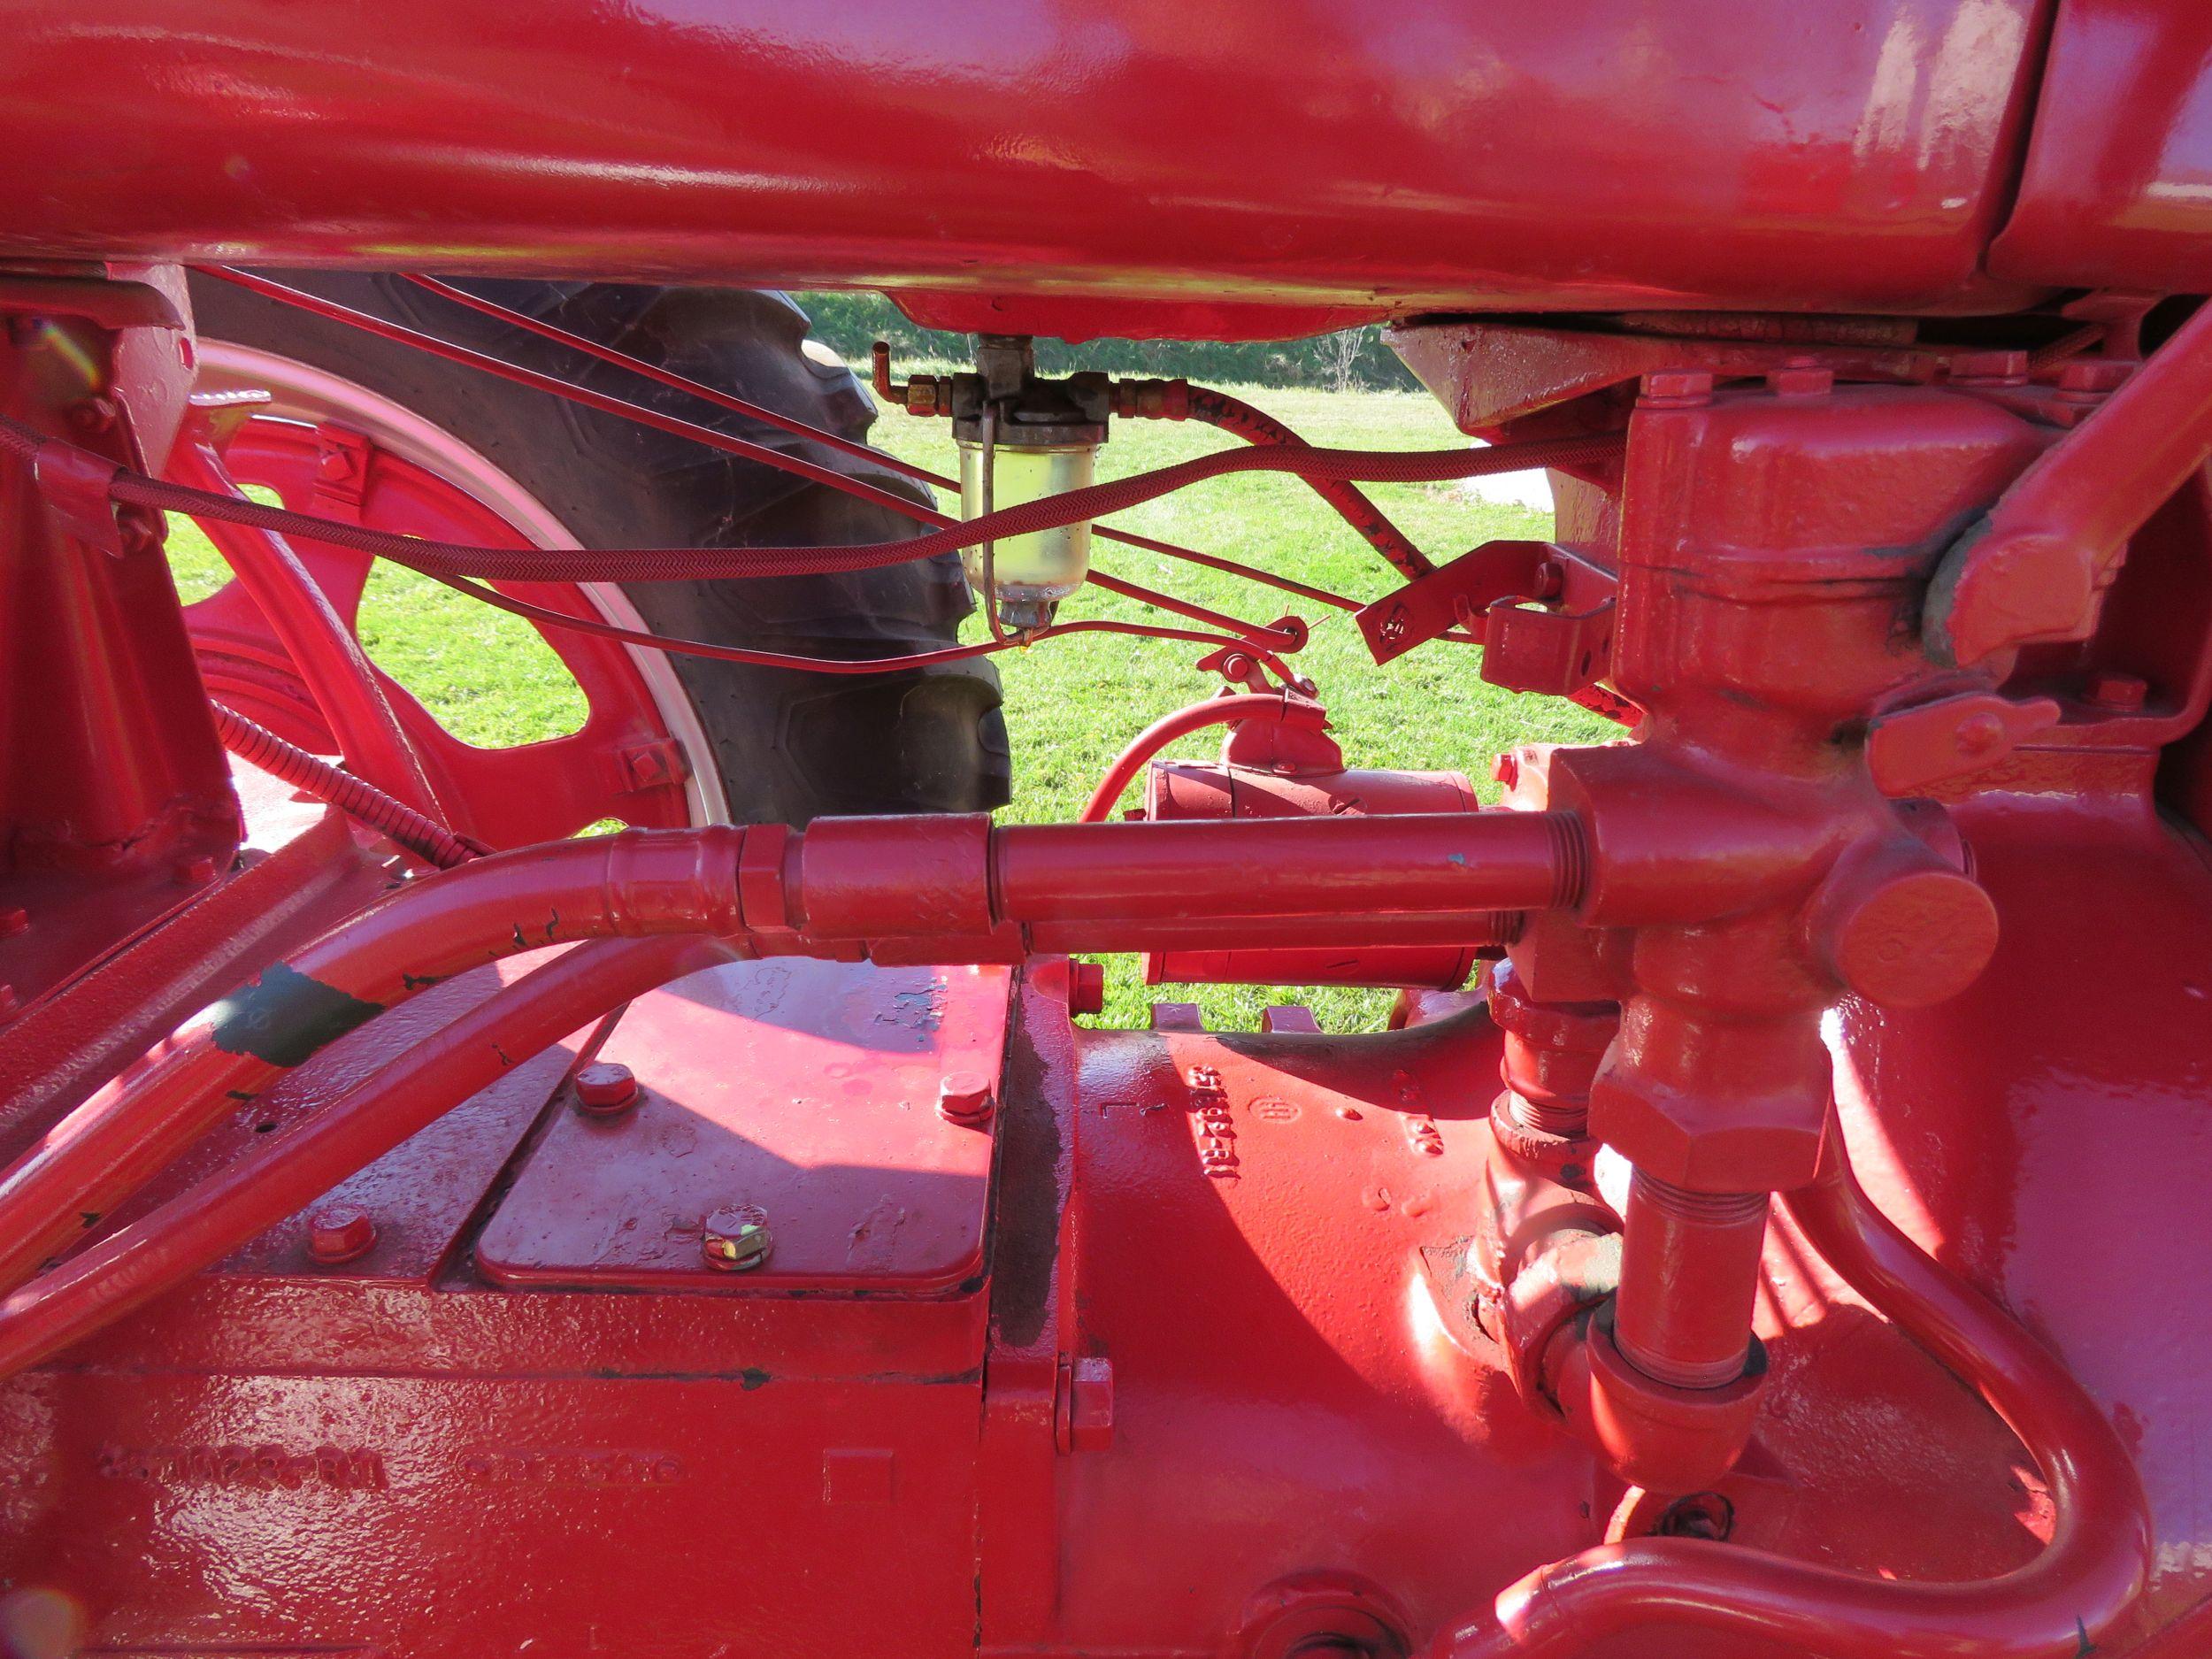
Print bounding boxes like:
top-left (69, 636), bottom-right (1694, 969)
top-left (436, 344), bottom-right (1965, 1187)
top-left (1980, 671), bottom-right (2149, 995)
top-left (475, 957), bottom-right (1010, 1294)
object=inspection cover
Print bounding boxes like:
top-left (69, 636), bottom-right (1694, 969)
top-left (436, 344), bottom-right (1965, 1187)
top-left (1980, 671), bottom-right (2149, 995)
top-left (475, 957), bottom-right (1011, 1294)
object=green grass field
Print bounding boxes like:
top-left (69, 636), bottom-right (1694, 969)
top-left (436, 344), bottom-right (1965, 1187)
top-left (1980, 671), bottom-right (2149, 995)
top-left (170, 381), bottom-right (1610, 1032)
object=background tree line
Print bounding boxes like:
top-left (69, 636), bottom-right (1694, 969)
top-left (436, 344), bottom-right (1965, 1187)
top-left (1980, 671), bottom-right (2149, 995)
top-left (797, 290), bottom-right (1421, 392)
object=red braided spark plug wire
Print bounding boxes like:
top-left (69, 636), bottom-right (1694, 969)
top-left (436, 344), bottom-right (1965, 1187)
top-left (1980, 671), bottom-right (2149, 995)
top-left (0, 413), bottom-right (1305, 681)
top-left (198, 268), bottom-right (937, 524)
top-left (400, 273), bottom-right (1364, 614)
top-left (413, 570), bottom-right (1308, 687)
top-left (211, 703), bottom-right (476, 869)
top-left (0, 411), bottom-right (1618, 586)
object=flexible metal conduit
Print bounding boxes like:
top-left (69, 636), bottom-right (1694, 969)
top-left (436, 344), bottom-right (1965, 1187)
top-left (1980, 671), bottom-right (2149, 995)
top-left (213, 703), bottom-right (476, 869)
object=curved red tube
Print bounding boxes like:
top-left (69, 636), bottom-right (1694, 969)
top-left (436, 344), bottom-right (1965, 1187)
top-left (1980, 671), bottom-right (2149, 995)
top-left (6, 809), bottom-right (1584, 1310)
top-left (169, 435), bottom-right (446, 817)
top-left (1079, 692), bottom-right (1323, 822)
top-left (213, 703), bottom-right (476, 869)
top-left (0, 828), bottom-right (744, 1295)
top-left (1426, 1140), bottom-right (2150, 1659)
top-left (0, 933), bottom-right (731, 1380)
top-left (1185, 385), bottom-right (1434, 579)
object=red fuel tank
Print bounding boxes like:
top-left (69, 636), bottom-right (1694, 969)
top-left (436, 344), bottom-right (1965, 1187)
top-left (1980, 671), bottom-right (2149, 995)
top-left (0, 0), bottom-right (2052, 330)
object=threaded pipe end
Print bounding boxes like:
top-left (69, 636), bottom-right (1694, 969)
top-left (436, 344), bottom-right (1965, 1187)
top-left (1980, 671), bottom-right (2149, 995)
top-left (1546, 813), bottom-right (1590, 911)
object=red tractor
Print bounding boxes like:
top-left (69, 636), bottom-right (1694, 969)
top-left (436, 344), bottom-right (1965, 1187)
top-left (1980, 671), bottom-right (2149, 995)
top-left (0, 3), bottom-right (2207, 1655)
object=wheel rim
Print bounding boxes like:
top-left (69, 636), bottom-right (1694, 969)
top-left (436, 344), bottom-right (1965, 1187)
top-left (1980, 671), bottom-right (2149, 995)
top-left (179, 342), bottom-right (727, 844)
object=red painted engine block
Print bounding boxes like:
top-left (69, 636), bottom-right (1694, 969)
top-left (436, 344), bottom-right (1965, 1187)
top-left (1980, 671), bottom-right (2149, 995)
top-left (7, 811), bottom-right (2208, 1657)
top-left (9, 10), bottom-right (2212, 1628)
top-left (1, 305), bottom-right (2209, 1659)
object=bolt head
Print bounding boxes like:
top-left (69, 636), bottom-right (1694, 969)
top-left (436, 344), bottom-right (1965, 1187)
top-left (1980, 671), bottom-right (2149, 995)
top-left (173, 854), bottom-right (219, 887)
top-left (2085, 670), bottom-right (2149, 712)
top-left (573, 1060), bottom-right (640, 1115)
top-left (1954, 710), bottom-right (2007, 757)
top-left (308, 1204), bottom-right (377, 1265)
top-left (937, 1070), bottom-right (996, 1126)
top-left (1638, 370), bottom-right (1714, 407)
top-left (702, 1205), bottom-right (772, 1271)
top-left (1947, 349), bottom-right (2029, 387)
top-left (1768, 365), bottom-right (1833, 399)
top-left (1591, 1048), bottom-right (1831, 1193)
top-left (2057, 360), bottom-right (2131, 396)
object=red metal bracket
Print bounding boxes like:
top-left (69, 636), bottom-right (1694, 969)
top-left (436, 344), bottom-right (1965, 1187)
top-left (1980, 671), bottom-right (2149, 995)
top-left (1479, 597), bottom-right (1617, 698)
top-left (1356, 540), bottom-right (1555, 664)
top-left (1865, 691), bottom-right (2061, 796)
top-left (32, 439), bottom-right (127, 557)
top-left (307, 423), bottom-right (374, 521)
top-left (1926, 296), bottom-right (2212, 666)
top-left (0, 273), bottom-right (184, 333)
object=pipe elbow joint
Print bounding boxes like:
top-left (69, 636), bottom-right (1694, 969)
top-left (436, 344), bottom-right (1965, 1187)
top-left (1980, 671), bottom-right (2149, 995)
top-left (1547, 1303), bottom-right (1766, 1495)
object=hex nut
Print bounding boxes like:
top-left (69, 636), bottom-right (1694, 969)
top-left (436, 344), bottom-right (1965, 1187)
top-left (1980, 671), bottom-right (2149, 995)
top-left (308, 1205), bottom-right (377, 1266)
top-left (574, 1061), bottom-right (641, 1116)
top-left (937, 1071), bottom-right (995, 1126)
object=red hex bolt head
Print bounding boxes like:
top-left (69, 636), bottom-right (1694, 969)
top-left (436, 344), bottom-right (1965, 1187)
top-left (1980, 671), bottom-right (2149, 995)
top-left (574, 1061), bottom-right (641, 1116)
top-left (307, 1204), bottom-right (377, 1265)
top-left (1768, 365), bottom-right (1834, 399)
top-left (2085, 670), bottom-right (2149, 712)
top-left (1638, 370), bottom-right (1714, 408)
top-left (937, 1071), bottom-right (996, 1126)
top-left (1947, 349), bottom-right (2029, 387)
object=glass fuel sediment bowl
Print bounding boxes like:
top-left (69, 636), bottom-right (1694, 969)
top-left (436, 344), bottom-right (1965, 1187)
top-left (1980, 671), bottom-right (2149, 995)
top-left (955, 415), bottom-right (1103, 630)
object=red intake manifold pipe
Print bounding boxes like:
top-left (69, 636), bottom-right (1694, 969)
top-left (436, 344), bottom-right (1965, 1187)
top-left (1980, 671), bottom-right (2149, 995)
top-left (0, 827), bottom-right (750, 1293)
top-left (0, 934), bottom-right (733, 1381)
top-left (0, 810), bottom-right (1572, 1296)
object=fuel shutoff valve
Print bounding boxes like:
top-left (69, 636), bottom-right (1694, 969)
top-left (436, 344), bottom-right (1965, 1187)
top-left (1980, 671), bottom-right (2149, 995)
top-left (874, 334), bottom-right (1185, 631)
